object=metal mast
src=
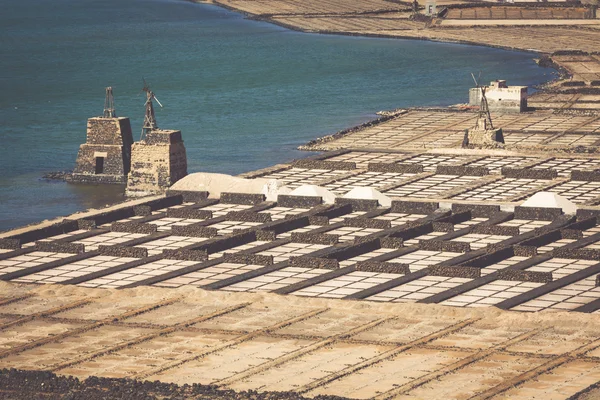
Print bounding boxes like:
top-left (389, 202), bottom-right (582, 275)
top-left (103, 87), bottom-right (117, 118)
top-left (141, 79), bottom-right (163, 140)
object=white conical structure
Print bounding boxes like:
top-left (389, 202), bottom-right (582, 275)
top-left (342, 186), bottom-right (391, 207)
top-left (520, 191), bottom-right (577, 214)
top-left (288, 185), bottom-right (337, 204)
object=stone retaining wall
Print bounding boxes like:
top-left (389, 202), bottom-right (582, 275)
top-left (293, 160), bottom-right (356, 170)
top-left (162, 249), bottom-right (208, 262)
top-left (419, 239), bottom-right (471, 252)
top-left (451, 204), bottom-right (501, 218)
top-left (367, 163), bottom-right (423, 174)
top-left (429, 265), bottom-right (481, 279)
top-left (98, 245), bottom-right (147, 258)
top-left (290, 232), bottom-right (339, 245)
top-left (111, 222), bottom-right (157, 234)
top-left (436, 165), bottom-right (489, 176)
top-left (501, 167), bottom-right (558, 180)
top-left (290, 256), bottom-right (339, 270)
top-left (334, 198), bottom-right (379, 211)
top-left (277, 195), bottom-right (322, 208)
top-left (391, 201), bottom-right (439, 214)
top-left (34, 241), bottom-right (85, 254)
top-left (223, 253), bottom-right (274, 265)
top-left (497, 269), bottom-right (553, 283)
top-left (225, 211), bottom-right (272, 223)
top-left (165, 190), bottom-right (208, 202)
top-left (220, 192), bottom-right (266, 205)
top-left (167, 208), bottom-right (213, 220)
top-left (344, 217), bottom-right (391, 229)
top-left (355, 260), bottom-right (409, 274)
top-left (170, 225), bottom-right (218, 238)
top-left (514, 206), bottom-right (563, 221)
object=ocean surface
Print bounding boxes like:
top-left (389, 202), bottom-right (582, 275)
top-left (0, 0), bottom-right (556, 231)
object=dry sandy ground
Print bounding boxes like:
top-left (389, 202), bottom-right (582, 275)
top-left (2, 281), bottom-right (600, 399)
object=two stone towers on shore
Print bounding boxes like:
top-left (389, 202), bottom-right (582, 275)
top-left (70, 87), bottom-right (187, 196)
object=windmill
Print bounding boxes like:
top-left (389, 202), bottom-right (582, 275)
top-left (103, 87), bottom-right (117, 118)
top-left (140, 79), bottom-right (163, 140)
top-left (471, 72), bottom-right (494, 131)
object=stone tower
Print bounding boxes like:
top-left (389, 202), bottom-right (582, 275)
top-left (70, 87), bottom-right (133, 184)
top-left (125, 83), bottom-right (187, 197)
top-left (126, 129), bottom-right (187, 197)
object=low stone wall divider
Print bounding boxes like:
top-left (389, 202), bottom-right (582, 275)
top-left (0, 239), bottom-right (21, 250)
top-left (367, 163), bottom-right (424, 174)
top-left (167, 208), bottom-right (213, 220)
top-left (472, 225), bottom-right (520, 236)
top-left (98, 245), bottom-right (148, 258)
top-left (501, 167), bottom-right (558, 180)
top-left (332, 238), bottom-right (381, 260)
top-left (451, 204), bottom-right (501, 218)
top-left (356, 261), bottom-right (409, 274)
top-left (222, 253), bottom-right (274, 265)
top-left (34, 241), bottom-right (85, 254)
top-left (261, 216), bottom-right (310, 235)
top-left (133, 205), bottom-right (152, 216)
top-left (344, 217), bottom-right (391, 230)
top-left (429, 265), bottom-right (481, 279)
top-left (419, 239), bottom-right (471, 253)
top-left (432, 222), bottom-right (454, 232)
top-left (220, 192), bottom-right (266, 205)
top-left (290, 256), bottom-right (339, 270)
top-left (111, 222), bottom-right (157, 234)
top-left (390, 222), bottom-right (434, 241)
top-left (461, 246), bottom-right (515, 268)
top-left (561, 228), bottom-right (584, 240)
top-left (77, 208), bottom-right (135, 231)
top-left (513, 245), bottom-right (538, 257)
top-left (170, 225), bottom-right (218, 238)
top-left (569, 216), bottom-right (598, 231)
top-left (225, 211), bottom-right (272, 223)
top-left (139, 194), bottom-right (184, 211)
top-left (290, 232), bottom-right (339, 245)
top-left (436, 165), bottom-right (489, 176)
top-left (552, 247), bottom-right (600, 260)
top-left (165, 190), bottom-right (209, 203)
top-left (292, 159), bottom-right (356, 171)
top-left (571, 170), bottom-right (600, 182)
top-left (391, 200), bottom-right (439, 214)
top-left (308, 216), bottom-right (329, 226)
top-left (162, 249), bottom-right (208, 262)
top-left (496, 269), bottom-right (553, 283)
top-left (9, 219), bottom-right (80, 243)
top-left (334, 198), bottom-right (379, 211)
top-left (198, 231), bottom-right (258, 254)
top-left (514, 206), bottom-right (563, 221)
top-left (277, 194), bottom-right (322, 208)
top-left (315, 203), bottom-right (353, 219)
top-left (380, 237), bottom-right (404, 249)
top-left (256, 230), bottom-right (277, 241)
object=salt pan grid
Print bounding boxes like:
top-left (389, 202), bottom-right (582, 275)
top-left (223, 266), bottom-right (331, 292)
top-left (496, 219), bottom-right (551, 233)
top-left (403, 231), bottom-right (447, 246)
top-left (532, 158), bottom-right (600, 176)
top-left (526, 258), bottom-right (596, 280)
top-left (441, 280), bottom-right (545, 308)
top-left (201, 203), bottom-right (253, 217)
top-left (0, 252), bottom-right (73, 277)
top-left (206, 220), bottom-right (264, 235)
top-left (11, 255), bottom-right (138, 284)
top-left (136, 236), bottom-right (208, 256)
top-left (480, 256), bottom-right (529, 276)
top-left (258, 206), bottom-right (310, 220)
top-left (153, 262), bottom-right (264, 288)
top-left (72, 232), bottom-right (147, 251)
top-left (384, 250), bottom-right (462, 272)
top-left (260, 168), bottom-right (350, 189)
top-left (367, 275), bottom-right (472, 302)
top-left (338, 247), bottom-right (396, 267)
top-left (209, 241), bottom-right (270, 259)
top-left (256, 243), bottom-right (329, 263)
top-left (451, 233), bottom-right (511, 250)
top-left (324, 151), bottom-right (410, 168)
top-left (149, 217), bottom-right (207, 232)
top-left (451, 178), bottom-right (550, 202)
top-left (324, 171), bottom-right (416, 195)
top-left (511, 275), bottom-right (600, 312)
top-left (464, 156), bottom-right (533, 173)
top-left (550, 180), bottom-right (600, 204)
top-left (399, 153), bottom-right (469, 171)
top-left (321, 226), bottom-right (382, 242)
top-left (292, 270), bottom-right (402, 298)
top-left (373, 212), bottom-right (427, 226)
top-left (384, 175), bottom-right (481, 198)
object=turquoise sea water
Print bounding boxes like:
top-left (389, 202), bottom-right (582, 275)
top-left (0, 0), bottom-right (555, 230)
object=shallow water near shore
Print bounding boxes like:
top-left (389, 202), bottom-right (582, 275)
top-left (0, 0), bottom-right (555, 230)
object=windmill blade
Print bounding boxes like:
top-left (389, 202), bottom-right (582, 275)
top-left (153, 95), bottom-right (163, 108)
top-left (471, 72), bottom-right (479, 87)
